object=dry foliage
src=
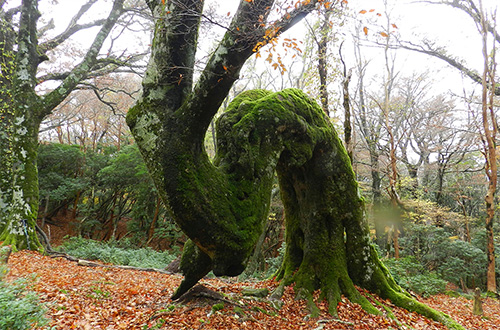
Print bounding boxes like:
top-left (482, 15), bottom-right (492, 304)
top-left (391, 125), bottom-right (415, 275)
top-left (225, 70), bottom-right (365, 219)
top-left (5, 251), bottom-right (500, 329)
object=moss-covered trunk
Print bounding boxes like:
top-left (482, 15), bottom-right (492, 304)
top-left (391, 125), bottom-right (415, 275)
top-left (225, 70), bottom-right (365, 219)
top-left (275, 141), bottom-right (376, 316)
top-left (128, 1), bottom-right (466, 329)
top-left (0, 0), bottom-right (43, 251)
top-left (132, 85), bottom-right (463, 328)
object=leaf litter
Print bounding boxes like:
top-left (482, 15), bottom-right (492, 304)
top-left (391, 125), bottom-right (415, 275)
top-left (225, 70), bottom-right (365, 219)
top-left (6, 251), bottom-right (500, 329)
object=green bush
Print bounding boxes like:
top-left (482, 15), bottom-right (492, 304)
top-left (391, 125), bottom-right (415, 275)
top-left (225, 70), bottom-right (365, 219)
top-left (38, 143), bottom-right (88, 203)
top-left (399, 223), bottom-right (487, 289)
top-left (0, 276), bottom-right (47, 330)
top-left (263, 242), bottom-right (286, 279)
top-left (58, 237), bottom-right (178, 269)
top-left (384, 257), bottom-right (447, 297)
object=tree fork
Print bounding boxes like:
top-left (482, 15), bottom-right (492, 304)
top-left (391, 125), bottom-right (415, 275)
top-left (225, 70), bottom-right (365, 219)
top-left (130, 88), bottom-right (465, 329)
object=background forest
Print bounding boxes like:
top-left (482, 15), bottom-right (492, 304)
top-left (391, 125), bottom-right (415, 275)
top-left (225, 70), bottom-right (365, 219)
top-left (2, 0), bottom-right (499, 304)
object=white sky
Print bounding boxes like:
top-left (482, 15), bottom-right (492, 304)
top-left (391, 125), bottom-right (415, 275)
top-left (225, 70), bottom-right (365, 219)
top-left (195, 0), bottom-right (499, 105)
top-left (31, 0), bottom-right (499, 103)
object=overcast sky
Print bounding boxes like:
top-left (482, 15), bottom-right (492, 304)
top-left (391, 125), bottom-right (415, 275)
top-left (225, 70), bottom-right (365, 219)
top-left (34, 0), bottom-right (498, 102)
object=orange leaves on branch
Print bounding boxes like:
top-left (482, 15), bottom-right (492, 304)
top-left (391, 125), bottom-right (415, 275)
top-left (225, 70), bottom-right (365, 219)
top-left (265, 27), bottom-right (279, 40)
top-left (359, 9), bottom-right (381, 16)
top-left (317, 0), bottom-right (340, 9)
top-left (253, 28), bottom-right (302, 76)
top-left (252, 41), bottom-right (266, 54)
top-left (282, 38), bottom-right (302, 54)
top-left (294, 0), bottom-right (313, 9)
top-left (358, 8), bottom-right (398, 38)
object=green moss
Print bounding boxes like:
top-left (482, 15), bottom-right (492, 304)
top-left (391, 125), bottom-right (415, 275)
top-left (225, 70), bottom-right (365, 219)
top-left (444, 290), bottom-right (462, 298)
top-left (125, 104), bottom-right (140, 129)
top-left (211, 303), bottom-right (224, 312)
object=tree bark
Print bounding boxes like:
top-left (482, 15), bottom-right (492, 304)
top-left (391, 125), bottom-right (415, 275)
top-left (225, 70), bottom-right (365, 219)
top-left (127, 1), bottom-right (466, 328)
top-left (317, 11), bottom-right (330, 114)
top-left (478, 0), bottom-right (497, 293)
top-left (0, 0), bottom-right (44, 251)
top-left (473, 287), bottom-right (483, 315)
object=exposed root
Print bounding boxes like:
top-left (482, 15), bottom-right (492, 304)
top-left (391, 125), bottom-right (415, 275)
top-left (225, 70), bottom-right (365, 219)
top-left (174, 284), bottom-right (228, 304)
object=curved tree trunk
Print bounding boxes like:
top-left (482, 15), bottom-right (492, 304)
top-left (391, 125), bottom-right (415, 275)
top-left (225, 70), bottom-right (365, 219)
top-left (127, 1), bottom-right (465, 328)
top-left (130, 87), bottom-right (464, 328)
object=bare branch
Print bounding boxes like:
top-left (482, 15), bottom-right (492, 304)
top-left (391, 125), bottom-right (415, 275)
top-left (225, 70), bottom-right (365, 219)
top-left (39, 19), bottom-right (107, 53)
top-left (40, 0), bottom-right (126, 118)
top-left (395, 39), bottom-right (500, 95)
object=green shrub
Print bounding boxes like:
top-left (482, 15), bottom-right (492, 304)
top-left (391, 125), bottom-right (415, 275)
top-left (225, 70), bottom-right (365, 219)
top-left (406, 273), bottom-right (447, 297)
top-left (399, 223), bottom-right (487, 289)
top-left (58, 237), bottom-right (178, 269)
top-left (263, 242), bottom-right (286, 278)
top-left (0, 277), bottom-right (47, 330)
top-left (384, 257), bottom-right (447, 297)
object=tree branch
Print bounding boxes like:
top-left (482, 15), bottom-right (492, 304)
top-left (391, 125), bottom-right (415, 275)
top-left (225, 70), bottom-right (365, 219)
top-left (40, 0), bottom-right (125, 119)
top-left (38, 52), bottom-right (147, 83)
top-left (77, 81), bottom-right (140, 115)
top-left (396, 40), bottom-right (500, 95)
top-left (181, 0), bottom-right (320, 139)
top-left (39, 19), bottom-right (107, 53)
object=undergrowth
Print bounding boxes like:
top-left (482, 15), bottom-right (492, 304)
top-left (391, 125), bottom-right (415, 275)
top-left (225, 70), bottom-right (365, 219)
top-left (57, 236), bottom-right (179, 269)
top-left (57, 237), bottom-right (451, 299)
top-left (0, 266), bottom-right (47, 330)
top-left (384, 256), bottom-right (447, 297)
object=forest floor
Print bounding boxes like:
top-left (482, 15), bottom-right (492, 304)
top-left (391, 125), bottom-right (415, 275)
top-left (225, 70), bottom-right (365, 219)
top-left (6, 250), bottom-right (500, 330)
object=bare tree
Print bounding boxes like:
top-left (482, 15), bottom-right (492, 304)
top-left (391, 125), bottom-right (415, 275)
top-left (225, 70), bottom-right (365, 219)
top-left (396, 0), bottom-right (500, 95)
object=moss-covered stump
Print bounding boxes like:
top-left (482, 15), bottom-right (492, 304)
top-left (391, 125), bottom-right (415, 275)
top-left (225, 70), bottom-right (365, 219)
top-left (129, 88), bottom-right (464, 329)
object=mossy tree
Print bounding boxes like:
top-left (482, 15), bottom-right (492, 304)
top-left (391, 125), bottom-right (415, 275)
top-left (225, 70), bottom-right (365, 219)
top-left (0, 0), bottom-right (141, 251)
top-left (127, 0), bottom-right (465, 328)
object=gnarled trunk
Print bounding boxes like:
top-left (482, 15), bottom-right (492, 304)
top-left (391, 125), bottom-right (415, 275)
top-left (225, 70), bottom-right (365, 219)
top-left (128, 1), bottom-right (466, 329)
top-left (130, 87), bottom-right (464, 329)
